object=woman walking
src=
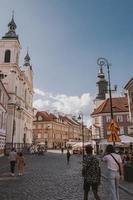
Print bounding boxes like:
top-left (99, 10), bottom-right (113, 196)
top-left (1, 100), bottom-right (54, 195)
top-left (103, 145), bottom-right (124, 200)
top-left (17, 152), bottom-right (25, 176)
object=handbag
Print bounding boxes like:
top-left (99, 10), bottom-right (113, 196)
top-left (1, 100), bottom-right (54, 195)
top-left (110, 154), bottom-right (121, 176)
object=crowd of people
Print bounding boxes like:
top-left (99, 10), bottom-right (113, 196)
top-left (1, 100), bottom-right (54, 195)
top-left (119, 150), bottom-right (133, 164)
top-left (8, 144), bottom-right (131, 200)
top-left (29, 144), bottom-right (47, 155)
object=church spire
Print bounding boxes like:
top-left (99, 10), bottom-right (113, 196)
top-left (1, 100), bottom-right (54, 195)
top-left (24, 50), bottom-right (32, 70)
top-left (2, 12), bottom-right (18, 40)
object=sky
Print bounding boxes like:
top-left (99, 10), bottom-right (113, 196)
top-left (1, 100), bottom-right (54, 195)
top-left (0, 0), bottom-right (133, 125)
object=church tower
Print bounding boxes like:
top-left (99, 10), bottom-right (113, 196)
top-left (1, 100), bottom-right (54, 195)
top-left (23, 50), bottom-right (33, 86)
top-left (0, 14), bottom-right (21, 67)
top-left (96, 66), bottom-right (108, 100)
top-left (0, 15), bottom-right (33, 150)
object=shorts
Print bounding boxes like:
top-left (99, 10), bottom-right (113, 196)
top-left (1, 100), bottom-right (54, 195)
top-left (83, 180), bottom-right (99, 192)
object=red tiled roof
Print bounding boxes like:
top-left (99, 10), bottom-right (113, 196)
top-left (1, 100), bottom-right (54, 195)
top-left (36, 111), bottom-right (57, 121)
top-left (124, 77), bottom-right (133, 89)
top-left (91, 97), bottom-right (128, 115)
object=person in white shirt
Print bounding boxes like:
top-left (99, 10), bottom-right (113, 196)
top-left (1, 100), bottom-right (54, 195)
top-left (103, 145), bottom-right (123, 200)
top-left (9, 148), bottom-right (17, 176)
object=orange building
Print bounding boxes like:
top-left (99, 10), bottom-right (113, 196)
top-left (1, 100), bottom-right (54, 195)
top-left (33, 111), bottom-right (91, 148)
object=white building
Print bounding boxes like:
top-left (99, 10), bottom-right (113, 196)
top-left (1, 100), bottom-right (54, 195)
top-left (0, 15), bottom-right (34, 151)
top-left (0, 80), bottom-right (9, 156)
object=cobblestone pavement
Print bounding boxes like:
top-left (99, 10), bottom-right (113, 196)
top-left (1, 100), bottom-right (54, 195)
top-left (0, 152), bottom-right (133, 200)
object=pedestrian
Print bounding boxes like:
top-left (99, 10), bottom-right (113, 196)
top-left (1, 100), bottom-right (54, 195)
top-left (102, 144), bottom-right (124, 200)
top-left (82, 145), bottom-right (101, 200)
top-left (17, 152), bottom-right (25, 176)
top-left (9, 148), bottom-right (17, 176)
top-left (66, 149), bottom-right (71, 164)
top-left (61, 147), bottom-right (64, 154)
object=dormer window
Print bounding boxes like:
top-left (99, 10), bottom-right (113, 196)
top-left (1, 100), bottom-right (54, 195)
top-left (38, 116), bottom-right (43, 121)
top-left (4, 50), bottom-right (11, 63)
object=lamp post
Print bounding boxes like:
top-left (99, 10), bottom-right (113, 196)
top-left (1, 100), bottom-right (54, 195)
top-left (11, 105), bottom-right (16, 148)
top-left (97, 57), bottom-right (115, 145)
top-left (11, 104), bottom-right (21, 148)
top-left (78, 112), bottom-right (84, 161)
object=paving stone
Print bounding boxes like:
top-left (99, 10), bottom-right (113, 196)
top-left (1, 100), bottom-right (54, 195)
top-left (0, 152), bottom-right (132, 200)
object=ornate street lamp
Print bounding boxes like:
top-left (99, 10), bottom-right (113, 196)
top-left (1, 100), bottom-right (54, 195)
top-left (78, 112), bottom-right (84, 161)
top-left (97, 57), bottom-right (113, 119)
top-left (97, 57), bottom-right (117, 146)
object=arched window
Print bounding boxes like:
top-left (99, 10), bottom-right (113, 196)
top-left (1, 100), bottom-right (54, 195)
top-left (4, 50), bottom-right (11, 63)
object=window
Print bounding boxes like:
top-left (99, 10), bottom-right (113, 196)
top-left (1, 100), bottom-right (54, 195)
top-left (4, 50), bottom-right (11, 63)
top-left (38, 116), bottom-right (43, 121)
top-left (116, 115), bottom-right (123, 122)
top-left (38, 134), bottom-right (41, 139)
top-left (127, 115), bottom-right (130, 122)
top-left (16, 53), bottom-right (19, 63)
top-left (95, 117), bottom-right (99, 124)
top-left (15, 86), bottom-right (17, 95)
top-left (119, 126), bottom-right (124, 135)
top-left (106, 116), bottom-right (111, 122)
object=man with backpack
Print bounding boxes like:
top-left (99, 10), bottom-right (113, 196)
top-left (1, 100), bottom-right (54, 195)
top-left (82, 145), bottom-right (101, 200)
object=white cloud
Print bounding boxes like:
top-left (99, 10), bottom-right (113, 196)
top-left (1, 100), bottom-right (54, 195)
top-left (33, 88), bottom-right (94, 126)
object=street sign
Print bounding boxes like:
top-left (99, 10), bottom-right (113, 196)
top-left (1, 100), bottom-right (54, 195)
top-left (107, 132), bottom-right (121, 142)
top-left (108, 119), bottom-right (120, 132)
top-left (107, 119), bottom-right (121, 142)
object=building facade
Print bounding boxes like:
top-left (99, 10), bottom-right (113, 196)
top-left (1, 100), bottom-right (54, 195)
top-left (0, 15), bottom-right (34, 151)
top-left (91, 96), bottom-right (132, 139)
top-left (33, 111), bottom-right (91, 148)
top-left (0, 80), bottom-right (9, 156)
top-left (91, 64), bottom-right (133, 139)
top-left (124, 78), bottom-right (133, 136)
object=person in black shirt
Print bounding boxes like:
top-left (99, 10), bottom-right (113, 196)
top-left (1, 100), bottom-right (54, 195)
top-left (82, 145), bottom-right (101, 200)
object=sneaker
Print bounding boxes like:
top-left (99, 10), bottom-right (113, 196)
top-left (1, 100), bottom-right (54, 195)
top-left (11, 173), bottom-right (15, 176)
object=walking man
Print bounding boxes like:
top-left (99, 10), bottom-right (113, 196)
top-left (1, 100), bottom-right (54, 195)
top-left (9, 148), bottom-right (17, 176)
top-left (66, 149), bottom-right (71, 164)
top-left (103, 144), bottom-right (124, 200)
top-left (82, 145), bottom-right (101, 200)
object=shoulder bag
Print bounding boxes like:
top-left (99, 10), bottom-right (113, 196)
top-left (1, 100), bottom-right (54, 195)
top-left (110, 153), bottom-right (121, 176)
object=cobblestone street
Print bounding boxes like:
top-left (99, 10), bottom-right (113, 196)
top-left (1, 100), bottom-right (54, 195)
top-left (0, 151), bottom-right (133, 200)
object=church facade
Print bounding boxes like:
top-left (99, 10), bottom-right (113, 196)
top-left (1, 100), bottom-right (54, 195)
top-left (0, 15), bottom-right (34, 151)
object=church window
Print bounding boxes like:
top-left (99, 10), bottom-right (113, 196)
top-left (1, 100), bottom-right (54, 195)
top-left (4, 50), bottom-right (11, 63)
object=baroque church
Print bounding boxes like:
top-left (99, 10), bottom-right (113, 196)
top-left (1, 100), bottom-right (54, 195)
top-left (0, 14), bottom-right (34, 152)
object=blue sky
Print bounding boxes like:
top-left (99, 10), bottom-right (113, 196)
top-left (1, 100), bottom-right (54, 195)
top-left (0, 0), bottom-right (133, 124)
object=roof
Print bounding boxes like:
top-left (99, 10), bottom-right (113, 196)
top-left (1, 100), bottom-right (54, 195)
top-left (124, 77), bottom-right (133, 90)
top-left (91, 97), bottom-right (128, 115)
top-left (35, 111), bottom-right (81, 126)
top-left (35, 111), bottom-right (57, 121)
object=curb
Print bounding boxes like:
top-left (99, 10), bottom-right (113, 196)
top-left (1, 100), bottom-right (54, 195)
top-left (102, 174), bottom-right (133, 196)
